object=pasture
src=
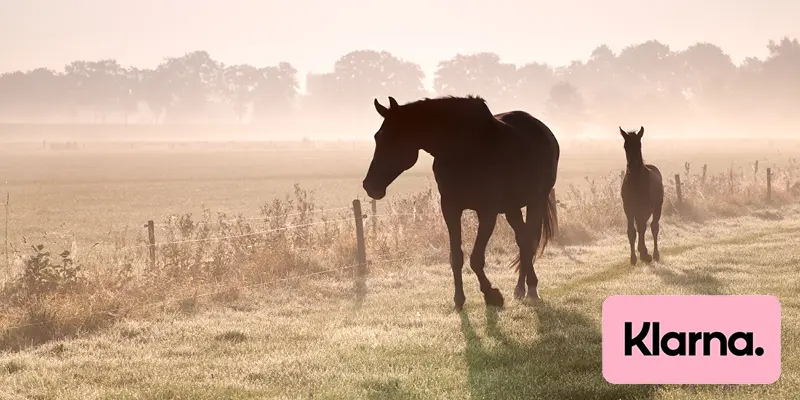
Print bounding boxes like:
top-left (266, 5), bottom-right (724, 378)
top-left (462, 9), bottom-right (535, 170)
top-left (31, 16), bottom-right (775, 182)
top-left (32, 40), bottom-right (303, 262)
top-left (1, 204), bottom-right (799, 399)
top-left (1, 136), bottom-right (800, 399)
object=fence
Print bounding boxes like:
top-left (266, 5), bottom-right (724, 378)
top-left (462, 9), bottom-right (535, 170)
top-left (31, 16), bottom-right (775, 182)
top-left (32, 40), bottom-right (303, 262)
top-left (0, 161), bottom-right (787, 337)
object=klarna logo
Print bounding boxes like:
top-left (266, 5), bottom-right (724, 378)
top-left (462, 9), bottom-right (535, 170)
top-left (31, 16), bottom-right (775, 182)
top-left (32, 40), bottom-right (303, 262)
top-left (602, 295), bottom-right (781, 384)
top-left (624, 321), bottom-right (764, 357)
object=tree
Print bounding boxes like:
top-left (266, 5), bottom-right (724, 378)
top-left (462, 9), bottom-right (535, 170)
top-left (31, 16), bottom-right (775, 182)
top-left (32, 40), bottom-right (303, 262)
top-left (675, 43), bottom-right (736, 110)
top-left (327, 50), bottom-right (426, 111)
top-left (64, 59), bottom-right (128, 122)
top-left (250, 62), bottom-right (299, 122)
top-left (545, 82), bottom-right (588, 137)
top-left (155, 51), bottom-right (224, 123)
top-left (512, 62), bottom-right (556, 113)
top-left (434, 52), bottom-right (517, 108)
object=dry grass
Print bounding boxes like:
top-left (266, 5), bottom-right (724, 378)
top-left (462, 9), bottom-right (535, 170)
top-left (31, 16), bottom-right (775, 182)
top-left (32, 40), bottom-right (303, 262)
top-left (1, 204), bottom-right (799, 399)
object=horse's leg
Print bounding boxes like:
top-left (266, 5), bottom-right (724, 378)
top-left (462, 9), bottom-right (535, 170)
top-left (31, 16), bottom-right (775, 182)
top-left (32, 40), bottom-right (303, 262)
top-left (636, 215), bottom-right (652, 263)
top-left (471, 211), bottom-right (503, 308)
top-left (505, 208), bottom-right (530, 300)
top-left (652, 201), bottom-right (663, 262)
top-left (626, 211), bottom-right (637, 265)
top-left (524, 199), bottom-right (546, 300)
top-left (442, 203), bottom-right (465, 311)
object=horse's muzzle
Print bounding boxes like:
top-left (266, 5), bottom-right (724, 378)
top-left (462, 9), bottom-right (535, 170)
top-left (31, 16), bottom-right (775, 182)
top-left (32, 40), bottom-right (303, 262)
top-left (362, 180), bottom-right (386, 200)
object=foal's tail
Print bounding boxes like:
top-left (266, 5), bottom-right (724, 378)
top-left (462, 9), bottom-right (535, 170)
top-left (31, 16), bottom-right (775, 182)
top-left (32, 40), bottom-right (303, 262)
top-left (509, 189), bottom-right (558, 271)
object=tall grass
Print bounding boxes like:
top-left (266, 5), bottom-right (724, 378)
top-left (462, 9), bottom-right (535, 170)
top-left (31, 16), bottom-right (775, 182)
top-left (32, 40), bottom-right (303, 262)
top-left (1, 160), bottom-right (798, 351)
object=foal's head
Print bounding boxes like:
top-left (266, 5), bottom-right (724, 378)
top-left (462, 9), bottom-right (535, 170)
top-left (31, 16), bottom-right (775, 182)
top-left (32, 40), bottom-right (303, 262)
top-left (620, 126), bottom-right (645, 168)
top-left (362, 97), bottom-right (420, 200)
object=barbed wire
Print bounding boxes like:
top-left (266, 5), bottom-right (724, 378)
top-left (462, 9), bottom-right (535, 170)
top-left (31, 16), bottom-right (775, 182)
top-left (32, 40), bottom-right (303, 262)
top-left (153, 205), bottom-right (354, 228)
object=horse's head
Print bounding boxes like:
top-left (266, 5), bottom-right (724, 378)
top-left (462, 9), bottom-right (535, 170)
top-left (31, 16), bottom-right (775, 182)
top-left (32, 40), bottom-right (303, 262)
top-left (620, 126), bottom-right (644, 166)
top-left (362, 96), bottom-right (420, 200)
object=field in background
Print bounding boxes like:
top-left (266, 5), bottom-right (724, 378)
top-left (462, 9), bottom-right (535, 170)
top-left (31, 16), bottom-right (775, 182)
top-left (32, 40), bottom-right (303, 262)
top-left (1, 137), bottom-right (799, 249)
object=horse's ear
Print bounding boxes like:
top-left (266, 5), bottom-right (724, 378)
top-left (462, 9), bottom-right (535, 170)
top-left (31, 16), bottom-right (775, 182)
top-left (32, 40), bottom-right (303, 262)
top-left (637, 126), bottom-right (644, 138)
top-left (388, 96), bottom-right (399, 109)
top-left (374, 98), bottom-right (389, 118)
top-left (619, 127), bottom-right (627, 138)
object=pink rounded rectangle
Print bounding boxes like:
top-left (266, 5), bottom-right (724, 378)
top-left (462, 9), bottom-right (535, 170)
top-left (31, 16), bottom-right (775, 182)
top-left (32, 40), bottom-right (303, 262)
top-left (602, 295), bottom-right (781, 384)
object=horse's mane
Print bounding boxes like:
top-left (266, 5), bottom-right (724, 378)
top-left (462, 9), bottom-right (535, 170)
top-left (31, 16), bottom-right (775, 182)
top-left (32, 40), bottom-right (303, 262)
top-left (399, 95), bottom-right (494, 122)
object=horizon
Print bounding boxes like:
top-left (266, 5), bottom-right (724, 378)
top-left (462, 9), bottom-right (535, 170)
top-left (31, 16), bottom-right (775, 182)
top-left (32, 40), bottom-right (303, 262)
top-left (2, 0), bottom-right (799, 93)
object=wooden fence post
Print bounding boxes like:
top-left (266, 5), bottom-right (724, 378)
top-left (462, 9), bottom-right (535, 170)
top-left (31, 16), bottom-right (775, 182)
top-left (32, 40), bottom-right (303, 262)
top-left (701, 164), bottom-right (708, 184)
top-left (4, 193), bottom-right (8, 270)
top-left (767, 168), bottom-right (772, 203)
top-left (674, 174), bottom-right (683, 206)
top-left (549, 188), bottom-right (559, 238)
top-left (352, 199), bottom-right (368, 300)
top-left (145, 220), bottom-right (156, 268)
top-left (370, 199), bottom-right (377, 240)
top-left (352, 200), bottom-right (367, 277)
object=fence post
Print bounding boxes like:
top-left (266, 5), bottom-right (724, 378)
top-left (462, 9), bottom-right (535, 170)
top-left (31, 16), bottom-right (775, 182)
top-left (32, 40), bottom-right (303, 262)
top-left (549, 188), bottom-right (559, 238)
top-left (701, 164), bottom-right (708, 184)
top-left (352, 199), bottom-right (367, 300)
top-left (370, 199), bottom-right (377, 240)
top-left (4, 193), bottom-right (8, 270)
top-left (767, 168), bottom-right (772, 203)
top-left (674, 174), bottom-right (683, 206)
top-left (145, 220), bottom-right (156, 268)
top-left (352, 200), bottom-right (367, 277)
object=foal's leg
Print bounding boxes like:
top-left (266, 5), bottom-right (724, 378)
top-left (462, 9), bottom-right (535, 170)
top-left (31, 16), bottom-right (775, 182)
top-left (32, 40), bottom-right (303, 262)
top-left (636, 215), bottom-right (653, 263)
top-left (442, 204), bottom-right (465, 311)
top-left (652, 201), bottom-right (663, 262)
top-left (505, 208), bottom-right (530, 300)
top-left (471, 211), bottom-right (504, 308)
top-left (626, 212), bottom-right (637, 265)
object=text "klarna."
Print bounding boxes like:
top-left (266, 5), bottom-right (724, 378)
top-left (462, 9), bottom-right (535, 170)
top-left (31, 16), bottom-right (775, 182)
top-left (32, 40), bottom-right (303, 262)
top-left (624, 321), bottom-right (765, 357)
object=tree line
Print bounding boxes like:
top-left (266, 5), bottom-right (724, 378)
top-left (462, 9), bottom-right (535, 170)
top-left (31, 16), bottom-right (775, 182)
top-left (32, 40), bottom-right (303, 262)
top-left (0, 37), bottom-right (798, 137)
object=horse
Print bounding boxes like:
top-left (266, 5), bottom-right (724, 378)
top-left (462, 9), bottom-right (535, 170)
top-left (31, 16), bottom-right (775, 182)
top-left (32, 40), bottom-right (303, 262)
top-left (361, 95), bottom-right (559, 311)
top-left (619, 126), bottom-right (664, 265)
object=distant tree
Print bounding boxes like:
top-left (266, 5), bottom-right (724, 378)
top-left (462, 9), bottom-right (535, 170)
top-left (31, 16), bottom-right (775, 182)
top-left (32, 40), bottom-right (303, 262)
top-left (223, 64), bottom-right (261, 123)
top-left (325, 50), bottom-right (426, 111)
top-left (675, 43), bottom-right (736, 110)
top-left (250, 62), bottom-right (299, 122)
top-left (64, 59), bottom-right (128, 122)
top-left (762, 37), bottom-right (800, 117)
top-left (512, 62), bottom-right (556, 113)
top-left (545, 81), bottom-right (588, 136)
top-left (156, 51), bottom-right (224, 123)
top-left (434, 52), bottom-right (517, 108)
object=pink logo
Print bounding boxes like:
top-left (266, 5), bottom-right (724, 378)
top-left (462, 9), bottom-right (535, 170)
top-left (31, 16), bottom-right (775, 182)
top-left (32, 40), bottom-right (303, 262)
top-left (602, 295), bottom-right (781, 384)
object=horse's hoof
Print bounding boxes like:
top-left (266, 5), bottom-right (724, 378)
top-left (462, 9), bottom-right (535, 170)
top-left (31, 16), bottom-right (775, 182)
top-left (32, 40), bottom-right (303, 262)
top-left (454, 296), bottom-right (465, 312)
top-left (514, 285), bottom-right (526, 300)
top-left (526, 288), bottom-right (541, 302)
top-left (640, 253), bottom-right (653, 263)
top-left (484, 288), bottom-right (504, 308)
top-left (653, 251), bottom-right (660, 262)
top-left (630, 255), bottom-right (638, 265)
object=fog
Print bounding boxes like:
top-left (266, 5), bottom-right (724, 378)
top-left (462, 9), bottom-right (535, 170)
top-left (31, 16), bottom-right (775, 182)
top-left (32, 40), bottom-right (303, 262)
top-left (1, 0), bottom-right (799, 142)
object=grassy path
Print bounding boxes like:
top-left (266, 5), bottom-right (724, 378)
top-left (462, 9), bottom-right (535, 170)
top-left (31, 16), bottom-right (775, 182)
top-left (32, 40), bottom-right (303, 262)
top-left (2, 207), bottom-right (800, 399)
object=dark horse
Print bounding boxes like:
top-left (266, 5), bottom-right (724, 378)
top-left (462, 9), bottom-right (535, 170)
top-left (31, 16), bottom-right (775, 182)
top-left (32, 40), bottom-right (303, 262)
top-left (362, 95), bottom-right (559, 310)
top-left (620, 126), bottom-right (664, 265)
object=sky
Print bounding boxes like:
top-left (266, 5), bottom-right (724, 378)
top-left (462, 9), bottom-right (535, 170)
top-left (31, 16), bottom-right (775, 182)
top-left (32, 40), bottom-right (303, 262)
top-left (1, 0), bottom-right (798, 92)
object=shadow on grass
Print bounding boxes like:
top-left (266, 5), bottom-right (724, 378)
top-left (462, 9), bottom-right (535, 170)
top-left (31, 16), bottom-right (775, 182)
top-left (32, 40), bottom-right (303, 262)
top-left (650, 265), bottom-right (724, 295)
top-left (460, 303), bottom-right (658, 400)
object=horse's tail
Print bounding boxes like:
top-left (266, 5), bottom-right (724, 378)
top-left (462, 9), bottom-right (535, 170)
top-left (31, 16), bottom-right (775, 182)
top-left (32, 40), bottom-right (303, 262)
top-left (509, 188), bottom-right (558, 271)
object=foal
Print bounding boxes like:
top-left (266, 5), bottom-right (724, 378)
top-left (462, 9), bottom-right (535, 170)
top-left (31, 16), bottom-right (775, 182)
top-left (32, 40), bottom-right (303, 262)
top-left (620, 126), bottom-right (664, 265)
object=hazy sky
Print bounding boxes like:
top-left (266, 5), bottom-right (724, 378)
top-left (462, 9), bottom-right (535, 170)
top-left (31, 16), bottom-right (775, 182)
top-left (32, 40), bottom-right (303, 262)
top-left (2, 0), bottom-right (798, 91)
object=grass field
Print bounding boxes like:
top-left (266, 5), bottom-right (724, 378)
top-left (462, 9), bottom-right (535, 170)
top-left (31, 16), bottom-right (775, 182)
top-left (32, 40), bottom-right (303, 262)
top-left (1, 137), bottom-right (800, 399)
top-left (1, 203), bottom-right (798, 399)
